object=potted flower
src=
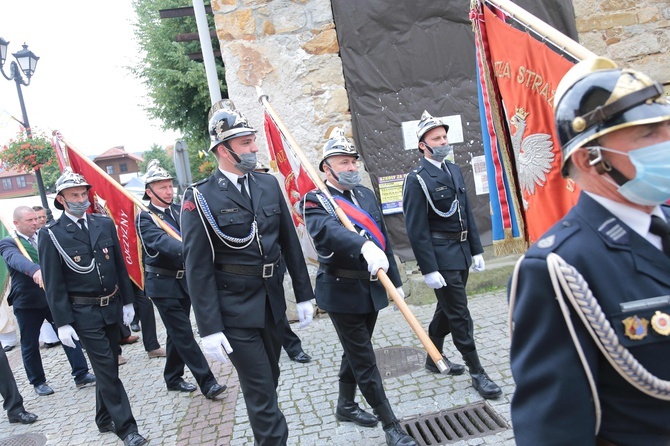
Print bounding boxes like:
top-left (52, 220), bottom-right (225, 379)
top-left (0, 129), bottom-right (55, 172)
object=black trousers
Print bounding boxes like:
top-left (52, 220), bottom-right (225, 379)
top-left (428, 269), bottom-right (476, 355)
top-left (282, 316), bottom-right (303, 358)
top-left (152, 296), bottom-right (217, 394)
top-left (71, 305), bottom-right (137, 440)
top-left (225, 299), bottom-right (287, 446)
top-left (133, 288), bottom-right (160, 351)
top-left (328, 311), bottom-right (387, 408)
top-left (0, 344), bottom-right (24, 417)
top-left (13, 307), bottom-right (89, 386)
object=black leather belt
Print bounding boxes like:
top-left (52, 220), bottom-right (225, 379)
top-left (321, 264), bottom-right (372, 280)
top-left (431, 230), bottom-right (468, 242)
top-left (215, 259), bottom-right (280, 278)
top-left (70, 286), bottom-right (119, 307)
top-left (145, 265), bottom-right (185, 279)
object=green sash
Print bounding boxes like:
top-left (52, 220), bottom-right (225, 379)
top-left (17, 236), bottom-right (39, 263)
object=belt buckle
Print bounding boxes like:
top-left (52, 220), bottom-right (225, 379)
top-left (460, 230), bottom-right (468, 242)
top-left (100, 296), bottom-right (110, 307)
top-left (175, 270), bottom-right (184, 279)
top-left (370, 273), bottom-right (379, 282)
top-left (262, 263), bottom-right (274, 278)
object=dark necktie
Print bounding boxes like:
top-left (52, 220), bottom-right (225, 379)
top-left (343, 190), bottom-right (353, 201)
top-left (77, 218), bottom-right (90, 239)
top-left (649, 215), bottom-right (670, 257)
top-left (237, 176), bottom-right (252, 208)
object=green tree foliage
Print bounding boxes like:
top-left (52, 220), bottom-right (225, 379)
top-left (138, 144), bottom-right (176, 175)
top-left (39, 162), bottom-right (61, 193)
top-left (131, 0), bottom-right (226, 182)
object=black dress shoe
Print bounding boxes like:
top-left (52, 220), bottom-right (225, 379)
top-left (130, 323), bottom-right (141, 333)
top-left (205, 383), bottom-right (227, 400)
top-left (8, 410), bottom-right (38, 424)
top-left (98, 421), bottom-right (115, 433)
top-left (168, 381), bottom-right (197, 393)
top-left (123, 432), bottom-right (148, 446)
top-left (75, 372), bottom-right (96, 388)
top-left (2, 344), bottom-right (15, 352)
top-left (425, 354), bottom-right (465, 376)
top-left (290, 351), bottom-right (312, 363)
top-left (44, 341), bottom-right (61, 348)
top-left (34, 383), bottom-right (54, 396)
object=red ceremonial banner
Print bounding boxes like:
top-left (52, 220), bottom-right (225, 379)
top-left (263, 112), bottom-right (317, 262)
top-left (66, 145), bottom-right (144, 289)
top-left (481, 6), bottom-right (579, 243)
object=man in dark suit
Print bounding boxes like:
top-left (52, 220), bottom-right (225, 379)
top-left (509, 58), bottom-right (670, 445)
top-left (0, 342), bottom-right (37, 424)
top-left (38, 169), bottom-right (147, 446)
top-left (137, 159), bottom-right (226, 399)
top-left (0, 206), bottom-right (95, 397)
top-left (181, 100), bottom-right (315, 446)
top-left (302, 128), bottom-right (416, 446)
top-left (402, 111), bottom-right (501, 399)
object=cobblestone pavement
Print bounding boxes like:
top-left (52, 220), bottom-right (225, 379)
top-left (1, 289), bottom-right (515, 445)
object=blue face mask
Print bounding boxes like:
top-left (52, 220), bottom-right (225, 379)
top-left (602, 141), bottom-right (670, 206)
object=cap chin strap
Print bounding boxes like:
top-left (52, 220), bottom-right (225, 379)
top-left (588, 147), bottom-right (631, 186)
top-left (223, 141), bottom-right (243, 165)
top-left (324, 161), bottom-right (341, 184)
top-left (146, 184), bottom-right (173, 207)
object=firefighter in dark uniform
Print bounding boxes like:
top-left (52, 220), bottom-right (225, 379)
top-left (38, 169), bottom-right (147, 446)
top-left (509, 57), bottom-right (670, 445)
top-left (137, 159), bottom-right (226, 399)
top-left (181, 100), bottom-right (315, 446)
top-left (302, 128), bottom-right (417, 446)
top-left (402, 111), bottom-right (501, 399)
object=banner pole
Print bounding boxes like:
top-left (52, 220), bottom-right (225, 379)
top-left (483, 0), bottom-right (596, 60)
top-left (58, 136), bottom-right (182, 243)
top-left (256, 87), bottom-right (449, 373)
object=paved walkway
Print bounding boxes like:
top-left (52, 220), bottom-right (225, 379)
top-left (1, 289), bottom-right (515, 445)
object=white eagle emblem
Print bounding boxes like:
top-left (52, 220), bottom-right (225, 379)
top-left (509, 107), bottom-right (555, 210)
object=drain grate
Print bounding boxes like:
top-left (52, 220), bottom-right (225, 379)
top-left (374, 346), bottom-right (425, 378)
top-left (0, 434), bottom-right (47, 446)
top-left (401, 402), bottom-right (509, 445)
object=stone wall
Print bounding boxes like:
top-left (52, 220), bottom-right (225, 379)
top-left (210, 0), bottom-right (351, 171)
top-left (573, 0), bottom-right (670, 80)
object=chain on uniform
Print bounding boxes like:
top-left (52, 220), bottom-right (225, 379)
top-left (547, 253), bottom-right (670, 401)
top-left (45, 228), bottom-right (96, 275)
top-left (413, 173), bottom-right (460, 218)
top-left (193, 187), bottom-right (258, 249)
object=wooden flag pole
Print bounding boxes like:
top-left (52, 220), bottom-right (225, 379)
top-left (483, 0), bottom-right (596, 61)
top-left (58, 136), bottom-right (182, 242)
top-left (257, 87), bottom-right (449, 373)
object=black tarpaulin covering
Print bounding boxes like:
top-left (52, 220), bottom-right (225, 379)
top-left (330, 0), bottom-right (577, 261)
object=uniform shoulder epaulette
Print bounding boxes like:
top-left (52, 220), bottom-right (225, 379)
top-left (193, 177), bottom-right (209, 187)
top-left (45, 219), bottom-right (58, 229)
top-left (527, 219), bottom-right (580, 257)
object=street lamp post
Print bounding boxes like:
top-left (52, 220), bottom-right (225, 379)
top-left (0, 37), bottom-right (53, 222)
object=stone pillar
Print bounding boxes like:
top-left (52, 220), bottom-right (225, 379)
top-left (211, 0), bottom-right (351, 169)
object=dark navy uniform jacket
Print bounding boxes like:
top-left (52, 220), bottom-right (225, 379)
top-left (402, 158), bottom-right (483, 273)
top-left (510, 193), bottom-right (670, 445)
top-left (180, 169), bottom-right (314, 337)
top-left (303, 184), bottom-right (401, 314)
top-left (0, 236), bottom-right (46, 309)
top-left (138, 203), bottom-right (187, 299)
top-left (38, 214), bottom-right (135, 328)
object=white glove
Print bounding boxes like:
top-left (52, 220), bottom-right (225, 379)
top-left (360, 241), bottom-right (389, 275)
top-left (472, 254), bottom-right (486, 272)
top-left (424, 271), bottom-right (447, 289)
top-left (201, 332), bottom-right (233, 363)
top-left (296, 301), bottom-right (314, 329)
top-left (122, 304), bottom-right (135, 327)
top-left (58, 324), bottom-right (79, 349)
top-left (395, 287), bottom-right (405, 300)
